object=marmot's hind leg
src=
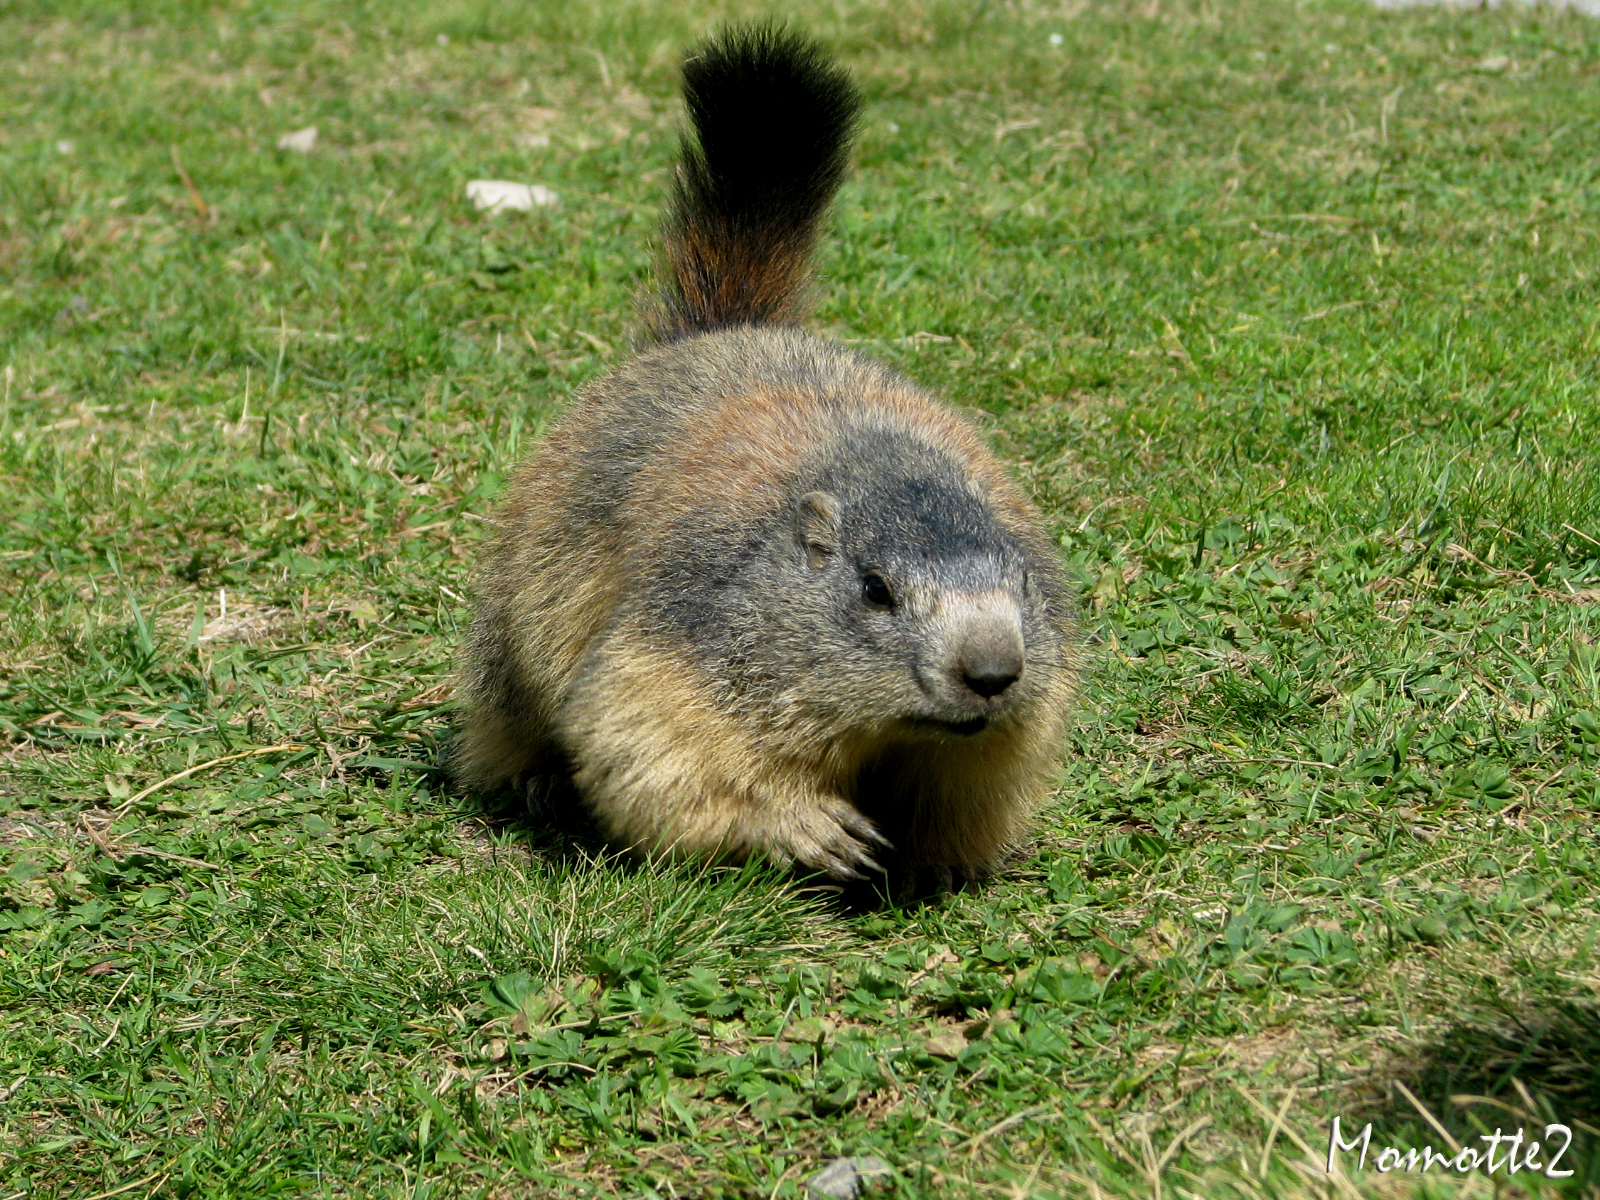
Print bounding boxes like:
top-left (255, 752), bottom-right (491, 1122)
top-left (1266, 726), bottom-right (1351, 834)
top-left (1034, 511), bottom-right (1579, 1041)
top-left (449, 703), bottom-right (543, 792)
top-left (518, 750), bottom-right (584, 825)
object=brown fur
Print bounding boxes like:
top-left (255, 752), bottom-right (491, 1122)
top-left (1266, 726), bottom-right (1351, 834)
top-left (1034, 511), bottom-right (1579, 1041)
top-left (651, 217), bottom-right (814, 341)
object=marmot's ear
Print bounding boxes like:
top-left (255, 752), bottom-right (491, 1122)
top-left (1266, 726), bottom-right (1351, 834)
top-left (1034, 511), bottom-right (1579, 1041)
top-left (797, 490), bottom-right (842, 570)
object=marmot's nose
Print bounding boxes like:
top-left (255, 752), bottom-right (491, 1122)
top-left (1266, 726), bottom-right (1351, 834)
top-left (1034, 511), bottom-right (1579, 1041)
top-left (957, 623), bottom-right (1024, 699)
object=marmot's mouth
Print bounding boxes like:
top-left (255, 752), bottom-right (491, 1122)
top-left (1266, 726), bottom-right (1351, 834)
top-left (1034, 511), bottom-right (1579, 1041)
top-left (906, 715), bottom-right (989, 737)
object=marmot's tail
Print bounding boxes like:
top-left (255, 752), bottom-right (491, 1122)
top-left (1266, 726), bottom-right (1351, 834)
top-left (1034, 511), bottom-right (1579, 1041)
top-left (647, 25), bottom-right (861, 342)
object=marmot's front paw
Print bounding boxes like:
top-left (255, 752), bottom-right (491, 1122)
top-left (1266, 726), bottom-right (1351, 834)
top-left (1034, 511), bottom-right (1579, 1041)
top-left (781, 799), bottom-right (891, 881)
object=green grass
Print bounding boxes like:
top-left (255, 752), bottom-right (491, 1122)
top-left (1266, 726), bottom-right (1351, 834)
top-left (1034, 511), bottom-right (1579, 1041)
top-left (3, 0), bottom-right (1599, 1196)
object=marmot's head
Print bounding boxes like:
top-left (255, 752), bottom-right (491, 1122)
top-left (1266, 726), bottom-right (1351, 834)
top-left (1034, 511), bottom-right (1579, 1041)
top-left (644, 405), bottom-right (1071, 752)
top-left (765, 425), bottom-right (1068, 744)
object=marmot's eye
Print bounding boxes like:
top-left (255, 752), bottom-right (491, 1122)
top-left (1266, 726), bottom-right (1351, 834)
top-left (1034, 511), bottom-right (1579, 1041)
top-left (862, 574), bottom-right (893, 608)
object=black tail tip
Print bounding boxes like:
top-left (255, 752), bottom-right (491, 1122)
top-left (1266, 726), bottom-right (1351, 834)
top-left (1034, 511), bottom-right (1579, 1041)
top-left (679, 22), bottom-right (861, 221)
top-left (683, 21), bottom-right (859, 112)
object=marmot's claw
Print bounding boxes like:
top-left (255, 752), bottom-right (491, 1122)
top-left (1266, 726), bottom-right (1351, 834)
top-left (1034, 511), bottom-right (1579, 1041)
top-left (836, 837), bottom-right (884, 876)
top-left (819, 849), bottom-right (881, 881)
top-left (837, 807), bottom-right (892, 850)
top-left (792, 802), bottom-right (891, 880)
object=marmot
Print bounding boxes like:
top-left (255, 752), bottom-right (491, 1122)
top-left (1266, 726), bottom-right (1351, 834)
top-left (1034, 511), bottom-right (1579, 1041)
top-left (453, 25), bottom-right (1080, 885)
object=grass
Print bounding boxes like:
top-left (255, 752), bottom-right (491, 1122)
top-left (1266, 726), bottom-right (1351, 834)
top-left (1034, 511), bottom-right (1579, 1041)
top-left (2, 0), bottom-right (1598, 1195)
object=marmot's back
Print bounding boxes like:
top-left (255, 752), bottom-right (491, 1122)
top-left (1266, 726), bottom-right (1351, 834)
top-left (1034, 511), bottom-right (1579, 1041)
top-left (453, 28), bottom-right (1079, 887)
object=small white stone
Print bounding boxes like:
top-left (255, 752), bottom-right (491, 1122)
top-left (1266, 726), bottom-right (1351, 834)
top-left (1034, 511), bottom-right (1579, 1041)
top-left (805, 1157), bottom-right (893, 1200)
top-left (466, 180), bottom-right (558, 213)
top-left (437, 33), bottom-right (450, 45)
top-left (1049, 32), bottom-right (1064, 46)
top-left (56, 139), bottom-right (75, 155)
top-left (277, 126), bottom-right (318, 153)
